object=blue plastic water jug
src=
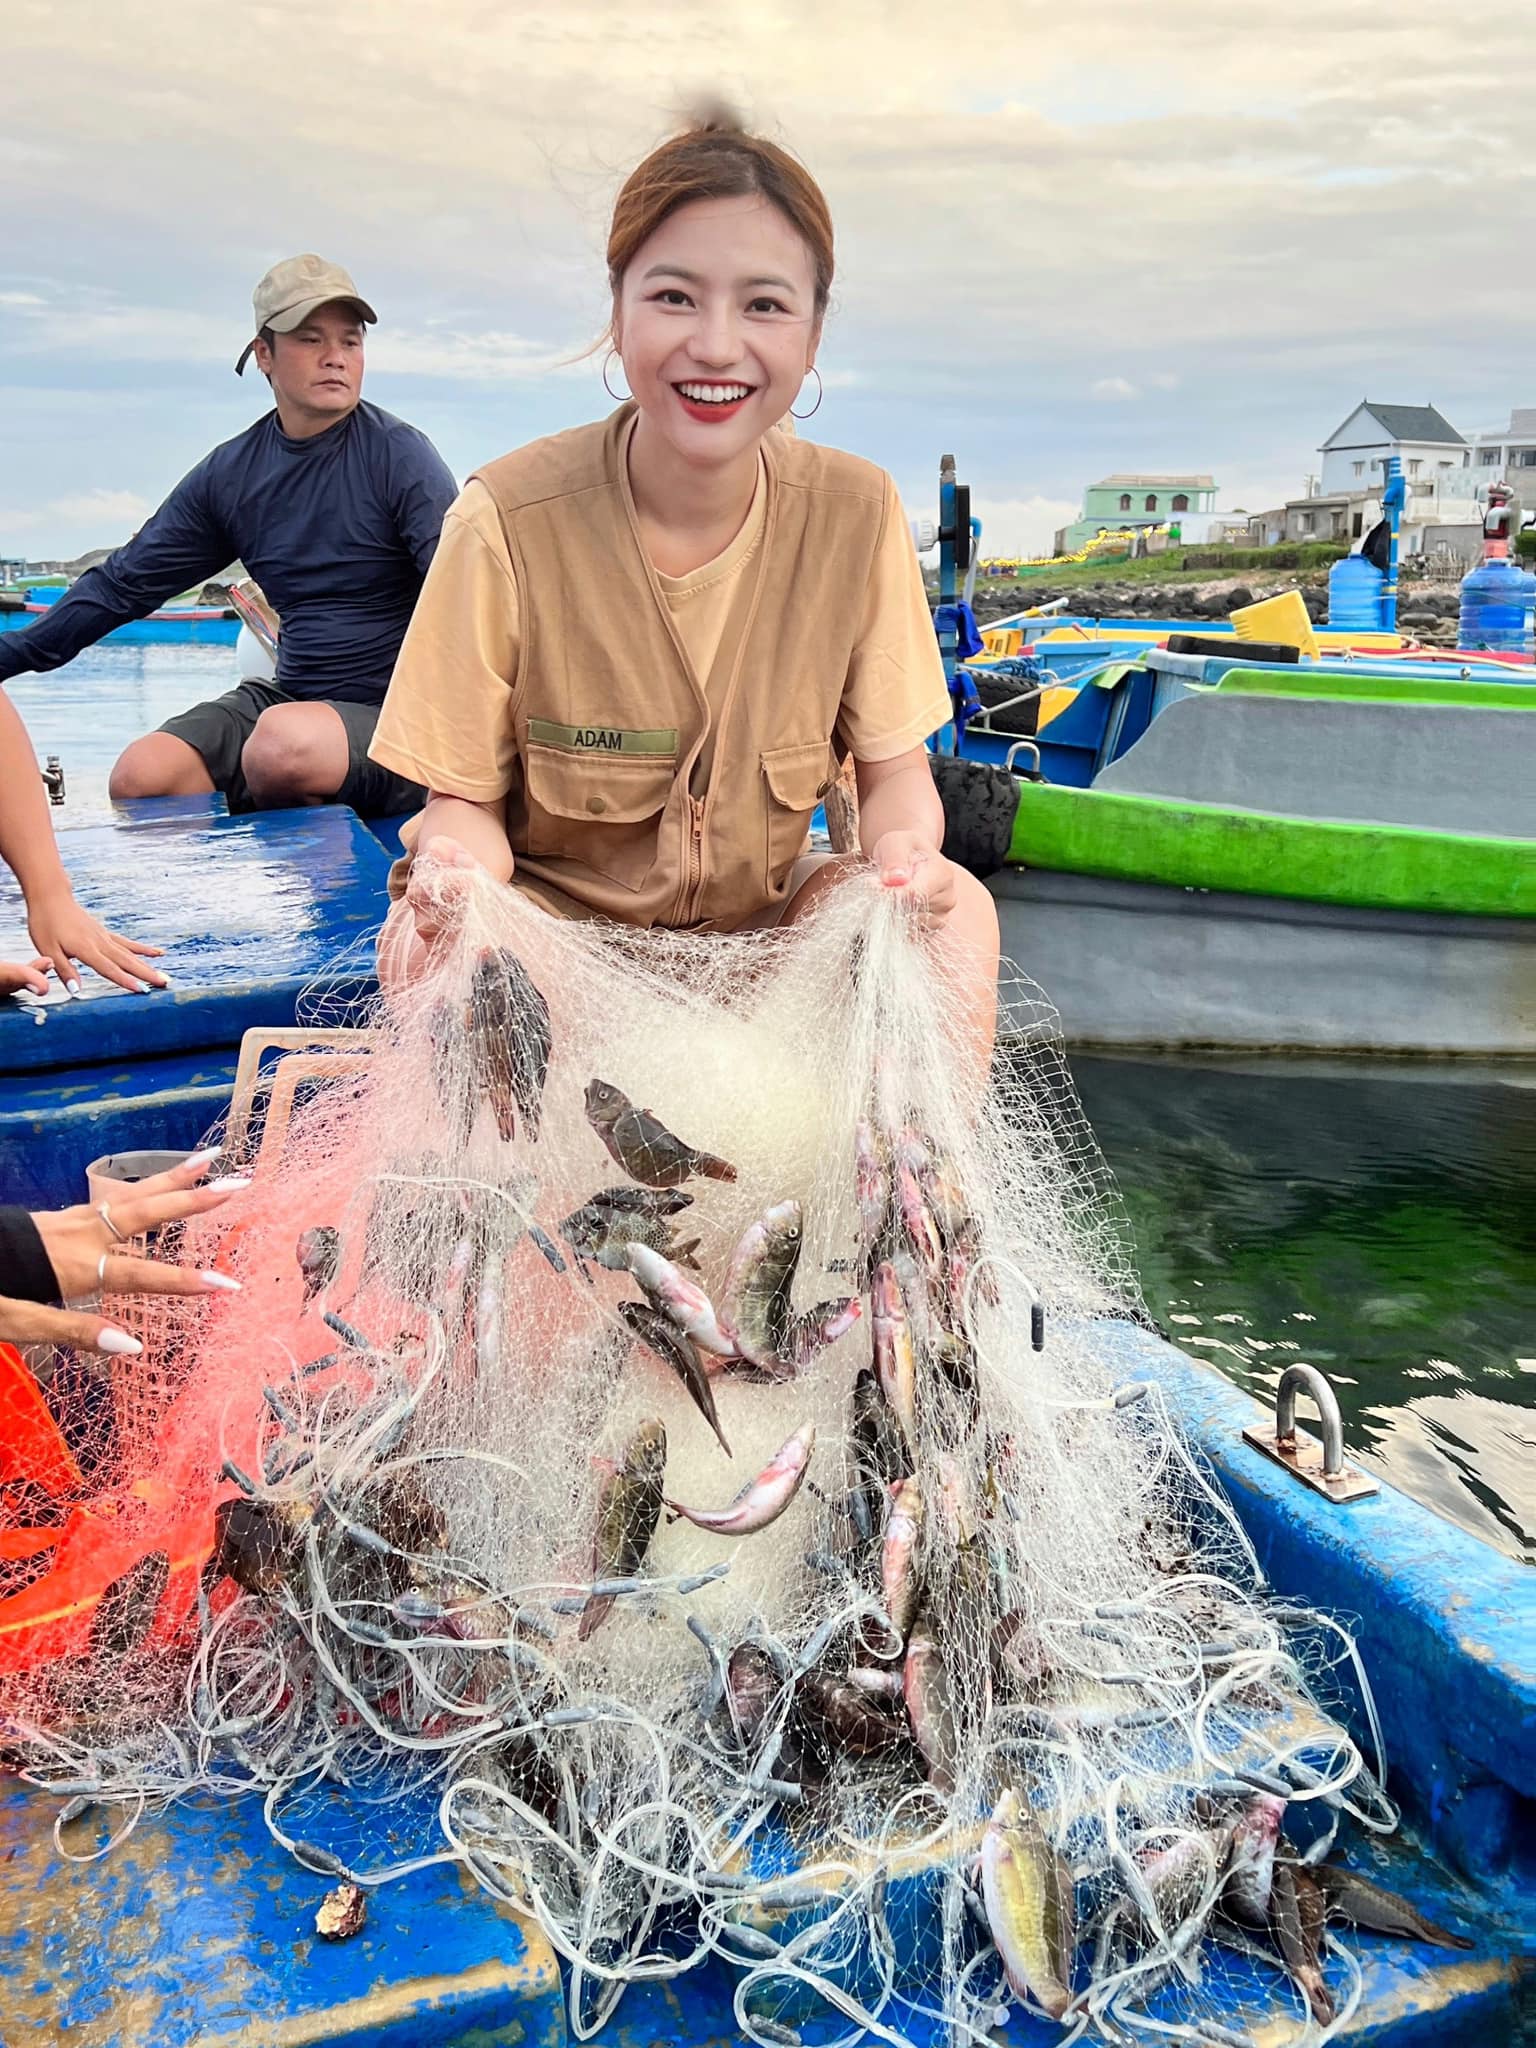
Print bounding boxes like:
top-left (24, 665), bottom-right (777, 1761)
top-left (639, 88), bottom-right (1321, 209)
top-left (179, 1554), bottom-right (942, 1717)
top-left (1327, 553), bottom-right (1385, 631)
top-left (1458, 556), bottom-right (1536, 655)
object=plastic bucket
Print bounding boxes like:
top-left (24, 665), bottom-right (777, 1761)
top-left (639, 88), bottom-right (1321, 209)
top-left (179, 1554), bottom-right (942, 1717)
top-left (1230, 589), bottom-right (1319, 656)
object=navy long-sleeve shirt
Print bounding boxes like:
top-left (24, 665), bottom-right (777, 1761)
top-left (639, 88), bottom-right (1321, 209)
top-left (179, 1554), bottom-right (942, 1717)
top-left (0, 402), bottom-right (458, 704)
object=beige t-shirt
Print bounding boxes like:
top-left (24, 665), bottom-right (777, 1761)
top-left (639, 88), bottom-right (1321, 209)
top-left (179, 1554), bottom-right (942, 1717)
top-left (371, 445), bottom-right (948, 805)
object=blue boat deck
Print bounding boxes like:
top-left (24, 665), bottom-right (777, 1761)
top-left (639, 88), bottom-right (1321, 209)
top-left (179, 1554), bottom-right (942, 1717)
top-left (0, 798), bottom-right (391, 1203)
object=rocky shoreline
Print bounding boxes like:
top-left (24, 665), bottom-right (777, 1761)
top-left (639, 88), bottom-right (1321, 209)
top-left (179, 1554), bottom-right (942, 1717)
top-left (967, 572), bottom-right (1464, 645)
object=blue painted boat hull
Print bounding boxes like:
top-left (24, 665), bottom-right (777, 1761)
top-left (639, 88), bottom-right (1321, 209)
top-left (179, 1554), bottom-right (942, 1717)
top-left (0, 610), bottom-right (240, 646)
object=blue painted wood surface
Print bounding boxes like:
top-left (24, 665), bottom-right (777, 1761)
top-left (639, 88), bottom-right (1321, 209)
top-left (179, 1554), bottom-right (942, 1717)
top-left (0, 804), bottom-right (389, 1074)
top-left (0, 1782), bottom-right (565, 2046)
top-left (0, 1046), bottom-right (238, 1207)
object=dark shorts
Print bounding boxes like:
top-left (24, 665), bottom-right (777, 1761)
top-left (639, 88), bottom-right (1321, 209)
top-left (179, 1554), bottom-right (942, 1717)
top-left (159, 678), bottom-right (425, 818)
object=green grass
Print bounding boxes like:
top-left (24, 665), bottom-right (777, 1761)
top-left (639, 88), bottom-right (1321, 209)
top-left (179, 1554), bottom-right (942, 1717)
top-left (970, 554), bottom-right (1287, 593)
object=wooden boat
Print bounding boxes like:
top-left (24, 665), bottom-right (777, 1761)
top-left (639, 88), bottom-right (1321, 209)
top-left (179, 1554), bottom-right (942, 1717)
top-left (1, 597), bottom-right (240, 645)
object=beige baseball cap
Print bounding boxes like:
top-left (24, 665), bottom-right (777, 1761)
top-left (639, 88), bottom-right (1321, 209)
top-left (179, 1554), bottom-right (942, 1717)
top-left (235, 254), bottom-right (378, 374)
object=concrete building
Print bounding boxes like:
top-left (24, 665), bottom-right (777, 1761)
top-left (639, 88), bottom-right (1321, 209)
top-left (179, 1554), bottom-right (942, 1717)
top-left (1275, 401), bottom-right (1482, 554)
top-left (1462, 408), bottom-right (1536, 491)
top-left (1318, 401), bottom-right (1468, 497)
top-left (1054, 473), bottom-right (1217, 554)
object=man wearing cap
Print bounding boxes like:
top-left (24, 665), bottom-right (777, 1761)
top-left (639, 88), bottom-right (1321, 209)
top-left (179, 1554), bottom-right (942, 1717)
top-left (0, 256), bottom-right (457, 817)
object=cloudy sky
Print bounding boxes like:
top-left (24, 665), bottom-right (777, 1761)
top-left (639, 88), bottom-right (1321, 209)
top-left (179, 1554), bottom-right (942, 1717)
top-left (1, 0), bottom-right (1530, 557)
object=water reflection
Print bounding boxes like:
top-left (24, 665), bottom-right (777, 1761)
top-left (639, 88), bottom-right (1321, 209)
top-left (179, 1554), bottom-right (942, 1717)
top-left (1070, 1054), bottom-right (1536, 1564)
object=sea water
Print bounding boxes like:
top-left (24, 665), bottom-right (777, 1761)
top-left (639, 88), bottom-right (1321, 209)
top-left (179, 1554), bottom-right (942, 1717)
top-left (1075, 1051), bottom-right (1536, 1565)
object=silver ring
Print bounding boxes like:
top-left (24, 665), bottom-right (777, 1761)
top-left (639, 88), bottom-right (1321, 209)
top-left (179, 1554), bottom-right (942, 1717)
top-left (97, 1251), bottom-right (108, 1288)
top-left (97, 1202), bottom-right (128, 1244)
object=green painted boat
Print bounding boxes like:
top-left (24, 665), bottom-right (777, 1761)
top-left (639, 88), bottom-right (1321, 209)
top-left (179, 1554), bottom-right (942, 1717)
top-left (966, 666), bottom-right (1536, 1054)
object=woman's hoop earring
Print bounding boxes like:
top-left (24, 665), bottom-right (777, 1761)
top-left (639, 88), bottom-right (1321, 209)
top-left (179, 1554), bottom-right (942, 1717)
top-left (790, 366), bottom-right (824, 420)
top-left (602, 350), bottom-right (631, 403)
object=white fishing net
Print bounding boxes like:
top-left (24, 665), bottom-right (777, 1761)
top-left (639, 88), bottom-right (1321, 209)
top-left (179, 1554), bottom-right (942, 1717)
top-left (0, 862), bottom-right (1407, 2044)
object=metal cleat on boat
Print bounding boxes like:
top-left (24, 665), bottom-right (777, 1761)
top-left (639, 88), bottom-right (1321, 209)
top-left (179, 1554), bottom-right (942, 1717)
top-left (1242, 1363), bottom-right (1379, 1502)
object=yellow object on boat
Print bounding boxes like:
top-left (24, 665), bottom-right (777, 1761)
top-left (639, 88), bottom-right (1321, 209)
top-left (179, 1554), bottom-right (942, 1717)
top-left (1230, 589), bottom-right (1319, 656)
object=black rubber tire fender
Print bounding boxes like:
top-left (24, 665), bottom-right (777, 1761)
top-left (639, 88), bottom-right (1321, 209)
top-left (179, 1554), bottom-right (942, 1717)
top-left (928, 755), bottom-right (1021, 880)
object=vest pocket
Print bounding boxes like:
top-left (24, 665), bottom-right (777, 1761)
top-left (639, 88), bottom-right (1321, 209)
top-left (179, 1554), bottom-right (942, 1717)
top-left (523, 742), bottom-right (676, 891)
top-left (762, 741), bottom-right (835, 896)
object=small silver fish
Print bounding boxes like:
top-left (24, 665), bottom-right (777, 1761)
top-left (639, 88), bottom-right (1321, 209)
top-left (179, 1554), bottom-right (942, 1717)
top-left (626, 1243), bottom-right (735, 1357)
top-left (882, 1477), bottom-right (924, 1642)
top-left (903, 1615), bottom-right (958, 1794)
top-left (1224, 1791), bottom-right (1285, 1924)
top-left (666, 1424), bottom-right (815, 1536)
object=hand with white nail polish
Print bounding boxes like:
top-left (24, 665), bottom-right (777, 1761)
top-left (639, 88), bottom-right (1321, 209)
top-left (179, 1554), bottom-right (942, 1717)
top-left (0, 1292), bottom-right (147, 1356)
top-left (11, 1152), bottom-right (248, 1350)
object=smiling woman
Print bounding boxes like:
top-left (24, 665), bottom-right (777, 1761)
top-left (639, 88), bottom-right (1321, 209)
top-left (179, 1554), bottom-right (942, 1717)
top-left (369, 102), bottom-right (1000, 1069)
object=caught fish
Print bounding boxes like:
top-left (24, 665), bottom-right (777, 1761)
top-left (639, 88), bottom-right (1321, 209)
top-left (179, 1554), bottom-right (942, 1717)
top-left (666, 1424), bottom-right (815, 1536)
top-left (719, 1200), bottom-right (803, 1375)
top-left (618, 1301), bottom-right (731, 1457)
top-left (913, 1138), bottom-right (973, 1248)
top-left (428, 998), bottom-right (477, 1146)
top-left (578, 1419), bottom-right (667, 1641)
top-left (871, 1262), bottom-right (918, 1447)
top-left (560, 1199), bottom-right (700, 1274)
top-left (211, 1497), bottom-right (308, 1598)
top-left (296, 1225), bottom-right (341, 1305)
top-left (625, 1243), bottom-right (735, 1357)
top-left (588, 1185), bottom-right (694, 1219)
top-left (845, 1665), bottom-right (905, 1699)
top-left (799, 1670), bottom-right (910, 1760)
top-left (854, 1119), bottom-right (892, 1278)
top-left (850, 1366), bottom-right (908, 1500)
top-left (979, 1789), bottom-right (1076, 2019)
top-left (1271, 1860), bottom-right (1334, 2026)
top-left (785, 1296), bottom-right (862, 1372)
top-left (584, 1078), bottom-right (736, 1187)
top-left (1137, 1828), bottom-right (1230, 1947)
top-left (1314, 1864), bottom-right (1472, 1950)
top-left (991, 1610), bottom-right (1052, 1698)
top-left (725, 1641), bottom-right (783, 1749)
top-left (469, 946), bottom-right (552, 1142)
top-left (1224, 1791), bottom-right (1286, 1925)
top-left (882, 1477), bottom-right (924, 1643)
top-left (903, 1615), bottom-right (959, 1793)
top-left (893, 1134), bottom-right (945, 1288)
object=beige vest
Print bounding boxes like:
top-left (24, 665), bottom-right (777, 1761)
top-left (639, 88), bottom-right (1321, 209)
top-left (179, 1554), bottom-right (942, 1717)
top-left (472, 405), bottom-right (888, 930)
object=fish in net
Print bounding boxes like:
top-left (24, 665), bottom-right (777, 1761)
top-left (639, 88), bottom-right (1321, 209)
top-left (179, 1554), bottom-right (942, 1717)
top-left (1, 861), bottom-right (1462, 2044)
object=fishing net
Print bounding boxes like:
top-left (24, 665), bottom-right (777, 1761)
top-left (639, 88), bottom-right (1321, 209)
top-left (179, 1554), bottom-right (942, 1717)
top-left (0, 863), bottom-right (1403, 2044)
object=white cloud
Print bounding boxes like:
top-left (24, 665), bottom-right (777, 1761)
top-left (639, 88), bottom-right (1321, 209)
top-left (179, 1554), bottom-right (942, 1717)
top-left (0, 291), bottom-right (45, 308)
top-left (0, 488), bottom-right (152, 554)
top-left (0, 0), bottom-right (1529, 550)
top-left (970, 493), bottom-right (1083, 558)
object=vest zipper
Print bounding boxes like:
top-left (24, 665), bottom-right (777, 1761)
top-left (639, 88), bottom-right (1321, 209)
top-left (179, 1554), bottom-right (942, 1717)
top-left (684, 795), bottom-right (706, 923)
